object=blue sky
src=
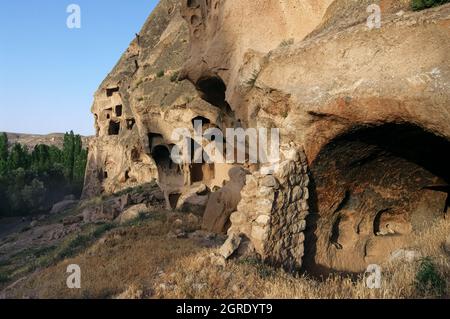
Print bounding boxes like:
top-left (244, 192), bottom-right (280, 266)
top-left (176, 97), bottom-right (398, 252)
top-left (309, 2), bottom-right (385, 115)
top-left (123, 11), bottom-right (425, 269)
top-left (0, 0), bottom-right (158, 136)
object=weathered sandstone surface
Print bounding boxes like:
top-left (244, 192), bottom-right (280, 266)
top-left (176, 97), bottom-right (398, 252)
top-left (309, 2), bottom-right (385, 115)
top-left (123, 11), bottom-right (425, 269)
top-left (84, 0), bottom-right (450, 273)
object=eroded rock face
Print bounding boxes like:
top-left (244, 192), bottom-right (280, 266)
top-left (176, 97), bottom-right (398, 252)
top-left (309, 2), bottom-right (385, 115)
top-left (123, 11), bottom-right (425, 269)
top-left (180, 0), bottom-right (450, 272)
top-left (202, 167), bottom-right (247, 233)
top-left (85, 0), bottom-right (450, 273)
top-left (82, 0), bottom-right (237, 203)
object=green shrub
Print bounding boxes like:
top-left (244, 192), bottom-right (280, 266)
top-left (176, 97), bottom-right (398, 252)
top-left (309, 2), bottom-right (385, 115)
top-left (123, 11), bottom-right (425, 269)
top-left (415, 257), bottom-right (446, 297)
top-left (157, 70), bottom-right (165, 78)
top-left (411, 0), bottom-right (450, 11)
top-left (92, 223), bottom-right (115, 238)
top-left (0, 272), bottom-right (9, 284)
top-left (56, 223), bottom-right (115, 260)
top-left (279, 38), bottom-right (294, 47)
top-left (245, 69), bottom-right (260, 88)
top-left (170, 71), bottom-right (180, 82)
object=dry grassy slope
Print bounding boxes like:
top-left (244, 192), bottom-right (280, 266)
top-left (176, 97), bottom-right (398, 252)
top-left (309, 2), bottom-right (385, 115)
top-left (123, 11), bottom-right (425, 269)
top-left (2, 206), bottom-right (449, 299)
top-left (4, 133), bottom-right (91, 150)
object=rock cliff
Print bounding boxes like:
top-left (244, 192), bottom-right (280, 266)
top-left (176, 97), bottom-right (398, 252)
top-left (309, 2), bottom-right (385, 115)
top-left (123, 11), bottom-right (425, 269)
top-left (84, 0), bottom-right (450, 273)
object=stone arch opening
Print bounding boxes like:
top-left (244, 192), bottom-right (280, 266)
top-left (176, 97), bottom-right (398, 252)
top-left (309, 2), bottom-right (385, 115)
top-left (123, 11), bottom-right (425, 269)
top-left (304, 123), bottom-right (450, 274)
top-left (196, 76), bottom-right (232, 113)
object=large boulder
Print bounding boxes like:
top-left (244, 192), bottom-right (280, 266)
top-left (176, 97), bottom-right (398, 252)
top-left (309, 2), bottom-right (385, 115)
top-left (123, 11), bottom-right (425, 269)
top-left (202, 167), bottom-right (247, 233)
top-left (50, 200), bottom-right (78, 215)
top-left (176, 183), bottom-right (210, 214)
top-left (82, 197), bottom-right (122, 223)
top-left (116, 204), bottom-right (148, 224)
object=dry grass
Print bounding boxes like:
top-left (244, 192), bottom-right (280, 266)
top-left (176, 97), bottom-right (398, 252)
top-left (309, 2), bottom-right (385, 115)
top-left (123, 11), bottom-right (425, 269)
top-left (5, 211), bottom-right (202, 299)
top-left (5, 214), bottom-right (449, 299)
top-left (155, 218), bottom-right (450, 299)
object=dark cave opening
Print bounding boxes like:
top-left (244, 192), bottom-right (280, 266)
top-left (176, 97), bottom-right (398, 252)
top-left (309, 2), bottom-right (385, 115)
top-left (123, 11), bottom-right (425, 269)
top-left (148, 133), bottom-right (164, 151)
top-left (115, 105), bottom-right (123, 117)
top-left (106, 87), bottom-right (119, 97)
top-left (108, 121), bottom-right (121, 136)
top-left (304, 123), bottom-right (450, 274)
top-left (196, 76), bottom-right (233, 113)
top-left (169, 193), bottom-right (181, 210)
top-left (192, 116), bottom-right (211, 129)
top-left (152, 145), bottom-right (172, 170)
top-left (127, 118), bottom-right (136, 130)
top-left (187, 0), bottom-right (201, 8)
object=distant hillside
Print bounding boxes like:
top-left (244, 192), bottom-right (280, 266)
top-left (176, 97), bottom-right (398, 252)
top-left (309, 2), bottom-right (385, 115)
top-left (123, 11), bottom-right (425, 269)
top-left (4, 132), bottom-right (91, 150)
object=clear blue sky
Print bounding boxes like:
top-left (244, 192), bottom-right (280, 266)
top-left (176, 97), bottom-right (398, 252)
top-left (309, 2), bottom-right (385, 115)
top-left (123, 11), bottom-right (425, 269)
top-left (0, 0), bottom-right (158, 136)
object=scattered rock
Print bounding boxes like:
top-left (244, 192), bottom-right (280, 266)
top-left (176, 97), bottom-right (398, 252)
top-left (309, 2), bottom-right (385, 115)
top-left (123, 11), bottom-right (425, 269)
top-left (116, 204), bottom-right (148, 224)
top-left (172, 219), bottom-right (183, 229)
top-left (62, 215), bottom-right (83, 226)
top-left (219, 233), bottom-right (242, 259)
top-left (186, 213), bottom-right (200, 225)
top-left (166, 231), bottom-right (177, 239)
top-left (50, 200), bottom-right (78, 215)
top-left (174, 229), bottom-right (187, 238)
top-left (210, 253), bottom-right (226, 268)
top-left (115, 284), bottom-right (144, 299)
top-left (176, 184), bottom-right (210, 214)
top-left (29, 221), bottom-right (38, 228)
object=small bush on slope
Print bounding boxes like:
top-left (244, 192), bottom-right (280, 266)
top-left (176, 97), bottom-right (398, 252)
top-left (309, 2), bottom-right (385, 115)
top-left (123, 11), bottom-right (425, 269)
top-left (415, 257), bottom-right (446, 297)
top-left (411, 0), bottom-right (450, 11)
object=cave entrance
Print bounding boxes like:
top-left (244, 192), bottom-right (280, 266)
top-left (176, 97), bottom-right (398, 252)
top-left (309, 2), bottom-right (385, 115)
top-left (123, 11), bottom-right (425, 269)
top-left (192, 116), bottom-right (211, 129)
top-left (148, 133), bottom-right (164, 151)
top-left (152, 145), bottom-right (172, 170)
top-left (187, 137), bottom-right (215, 185)
top-left (108, 121), bottom-right (120, 135)
top-left (152, 144), bottom-right (184, 191)
top-left (106, 87), bottom-right (119, 97)
top-left (115, 105), bottom-right (123, 117)
top-left (196, 76), bottom-right (233, 113)
top-left (169, 193), bottom-right (181, 210)
top-left (304, 123), bottom-right (450, 274)
top-left (127, 118), bottom-right (136, 130)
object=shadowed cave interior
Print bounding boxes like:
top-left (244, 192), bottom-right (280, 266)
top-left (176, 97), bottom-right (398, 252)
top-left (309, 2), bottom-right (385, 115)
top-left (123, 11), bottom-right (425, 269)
top-left (304, 123), bottom-right (450, 274)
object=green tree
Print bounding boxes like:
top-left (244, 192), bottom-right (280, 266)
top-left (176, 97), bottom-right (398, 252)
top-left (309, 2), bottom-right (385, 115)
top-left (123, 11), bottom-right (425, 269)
top-left (0, 133), bottom-right (8, 161)
top-left (31, 144), bottom-right (51, 172)
top-left (63, 131), bottom-right (76, 181)
top-left (0, 133), bottom-right (8, 176)
top-left (0, 131), bottom-right (88, 216)
top-left (411, 0), bottom-right (450, 10)
top-left (8, 143), bottom-right (30, 170)
top-left (22, 179), bottom-right (47, 211)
